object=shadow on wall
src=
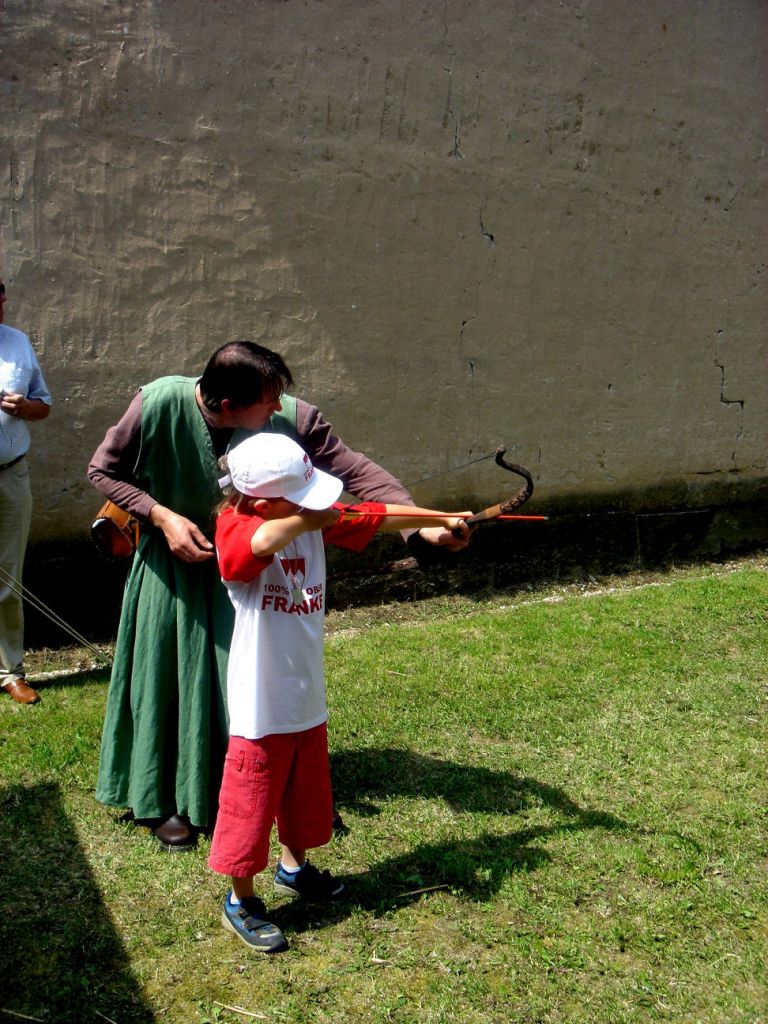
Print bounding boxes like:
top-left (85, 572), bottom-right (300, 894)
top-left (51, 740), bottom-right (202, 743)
top-left (0, 782), bottom-right (155, 1023)
top-left (329, 496), bottom-right (768, 607)
top-left (20, 491), bottom-right (768, 649)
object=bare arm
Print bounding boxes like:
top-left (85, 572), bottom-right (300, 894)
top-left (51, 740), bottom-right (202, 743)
top-left (250, 508), bottom-right (342, 557)
top-left (375, 504), bottom-right (472, 538)
top-left (0, 394), bottom-right (51, 421)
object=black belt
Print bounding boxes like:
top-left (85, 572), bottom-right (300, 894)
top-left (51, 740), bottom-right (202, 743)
top-left (0, 454), bottom-right (25, 472)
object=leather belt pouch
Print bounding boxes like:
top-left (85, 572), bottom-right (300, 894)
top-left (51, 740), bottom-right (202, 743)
top-left (91, 500), bottom-right (140, 559)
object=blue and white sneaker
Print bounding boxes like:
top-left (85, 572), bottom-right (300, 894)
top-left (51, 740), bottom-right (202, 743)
top-left (221, 891), bottom-right (287, 953)
top-left (273, 860), bottom-right (345, 901)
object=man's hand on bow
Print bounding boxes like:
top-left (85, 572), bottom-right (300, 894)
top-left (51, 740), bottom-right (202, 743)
top-left (418, 521), bottom-right (472, 551)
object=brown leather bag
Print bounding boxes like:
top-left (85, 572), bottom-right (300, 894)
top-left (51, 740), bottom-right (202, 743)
top-left (90, 500), bottom-right (140, 559)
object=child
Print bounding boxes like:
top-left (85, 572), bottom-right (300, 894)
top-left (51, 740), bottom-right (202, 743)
top-left (209, 432), bottom-right (472, 953)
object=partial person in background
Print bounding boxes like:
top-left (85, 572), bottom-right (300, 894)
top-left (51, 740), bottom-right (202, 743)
top-left (0, 278), bottom-right (52, 705)
top-left (88, 341), bottom-right (467, 851)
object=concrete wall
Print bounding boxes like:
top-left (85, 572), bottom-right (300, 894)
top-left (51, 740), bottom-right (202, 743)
top-left (2, 0), bottom-right (766, 546)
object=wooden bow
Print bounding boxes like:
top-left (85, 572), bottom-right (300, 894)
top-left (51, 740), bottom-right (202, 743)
top-left (338, 446), bottom-right (541, 530)
top-left (451, 446), bottom-right (536, 536)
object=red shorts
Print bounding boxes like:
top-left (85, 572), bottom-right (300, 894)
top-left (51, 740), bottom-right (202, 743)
top-left (208, 722), bottom-right (332, 878)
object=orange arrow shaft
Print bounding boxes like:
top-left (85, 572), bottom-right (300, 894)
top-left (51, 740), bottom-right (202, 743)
top-left (341, 508), bottom-right (547, 522)
top-left (492, 515), bottom-right (548, 521)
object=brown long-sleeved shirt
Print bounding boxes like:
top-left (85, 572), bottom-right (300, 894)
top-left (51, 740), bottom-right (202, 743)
top-left (88, 390), bottom-right (414, 523)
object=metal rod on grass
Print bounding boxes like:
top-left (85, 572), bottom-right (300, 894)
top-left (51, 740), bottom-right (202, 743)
top-left (0, 565), bottom-right (112, 666)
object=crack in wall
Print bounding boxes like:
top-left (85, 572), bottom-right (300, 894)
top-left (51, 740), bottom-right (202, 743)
top-left (459, 209), bottom-right (498, 395)
top-left (750, 263), bottom-right (766, 293)
top-left (715, 360), bottom-right (744, 468)
top-left (442, 67), bottom-right (462, 159)
top-left (479, 212), bottom-right (495, 246)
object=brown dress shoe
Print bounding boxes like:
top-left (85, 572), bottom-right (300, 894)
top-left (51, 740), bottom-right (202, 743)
top-left (153, 813), bottom-right (197, 851)
top-left (2, 678), bottom-right (40, 704)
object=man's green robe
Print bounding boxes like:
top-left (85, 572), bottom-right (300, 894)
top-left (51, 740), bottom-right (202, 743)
top-left (95, 376), bottom-right (296, 825)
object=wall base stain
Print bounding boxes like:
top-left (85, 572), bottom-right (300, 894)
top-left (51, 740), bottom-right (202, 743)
top-left (22, 493), bottom-right (768, 650)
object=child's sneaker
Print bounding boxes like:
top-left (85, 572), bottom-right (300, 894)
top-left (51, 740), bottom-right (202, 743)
top-left (221, 891), bottom-right (287, 953)
top-left (273, 860), bottom-right (345, 901)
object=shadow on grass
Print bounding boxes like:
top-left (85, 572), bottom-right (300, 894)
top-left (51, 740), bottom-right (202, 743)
top-left (330, 747), bottom-right (619, 821)
top-left (29, 665), bottom-right (113, 691)
top-left (270, 749), bottom-right (634, 936)
top-left (0, 782), bottom-right (155, 1023)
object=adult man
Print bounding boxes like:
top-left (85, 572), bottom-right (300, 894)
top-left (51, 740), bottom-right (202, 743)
top-left (0, 279), bottom-right (52, 705)
top-left (89, 341), bottom-right (464, 849)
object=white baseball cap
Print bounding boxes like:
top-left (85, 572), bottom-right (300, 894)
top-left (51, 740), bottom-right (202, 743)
top-left (222, 433), bottom-right (343, 510)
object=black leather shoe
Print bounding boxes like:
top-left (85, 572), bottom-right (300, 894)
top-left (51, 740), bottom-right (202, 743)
top-left (153, 813), bottom-right (197, 851)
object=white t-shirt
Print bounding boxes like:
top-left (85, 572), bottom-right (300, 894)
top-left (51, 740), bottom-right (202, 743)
top-left (216, 503), bottom-right (385, 739)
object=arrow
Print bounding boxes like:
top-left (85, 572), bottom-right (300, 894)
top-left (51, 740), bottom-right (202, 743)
top-left (340, 508), bottom-right (547, 522)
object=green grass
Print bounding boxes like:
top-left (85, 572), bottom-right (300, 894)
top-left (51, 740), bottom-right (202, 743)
top-left (1, 559), bottom-right (766, 1023)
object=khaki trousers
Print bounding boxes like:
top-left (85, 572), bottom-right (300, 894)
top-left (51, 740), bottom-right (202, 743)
top-left (0, 456), bottom-right (32, 682)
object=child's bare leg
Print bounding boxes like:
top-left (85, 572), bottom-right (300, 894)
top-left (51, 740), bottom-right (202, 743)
top-left (279, 844), bottom-right (306, 870)
top-left (274, 843), bottom-right (344, 900)
top-left (231, 876), bottom-right (255, 901)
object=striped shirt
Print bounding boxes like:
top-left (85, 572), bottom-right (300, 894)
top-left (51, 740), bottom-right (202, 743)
top-left (0, 323), bottom-right (52, 464)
